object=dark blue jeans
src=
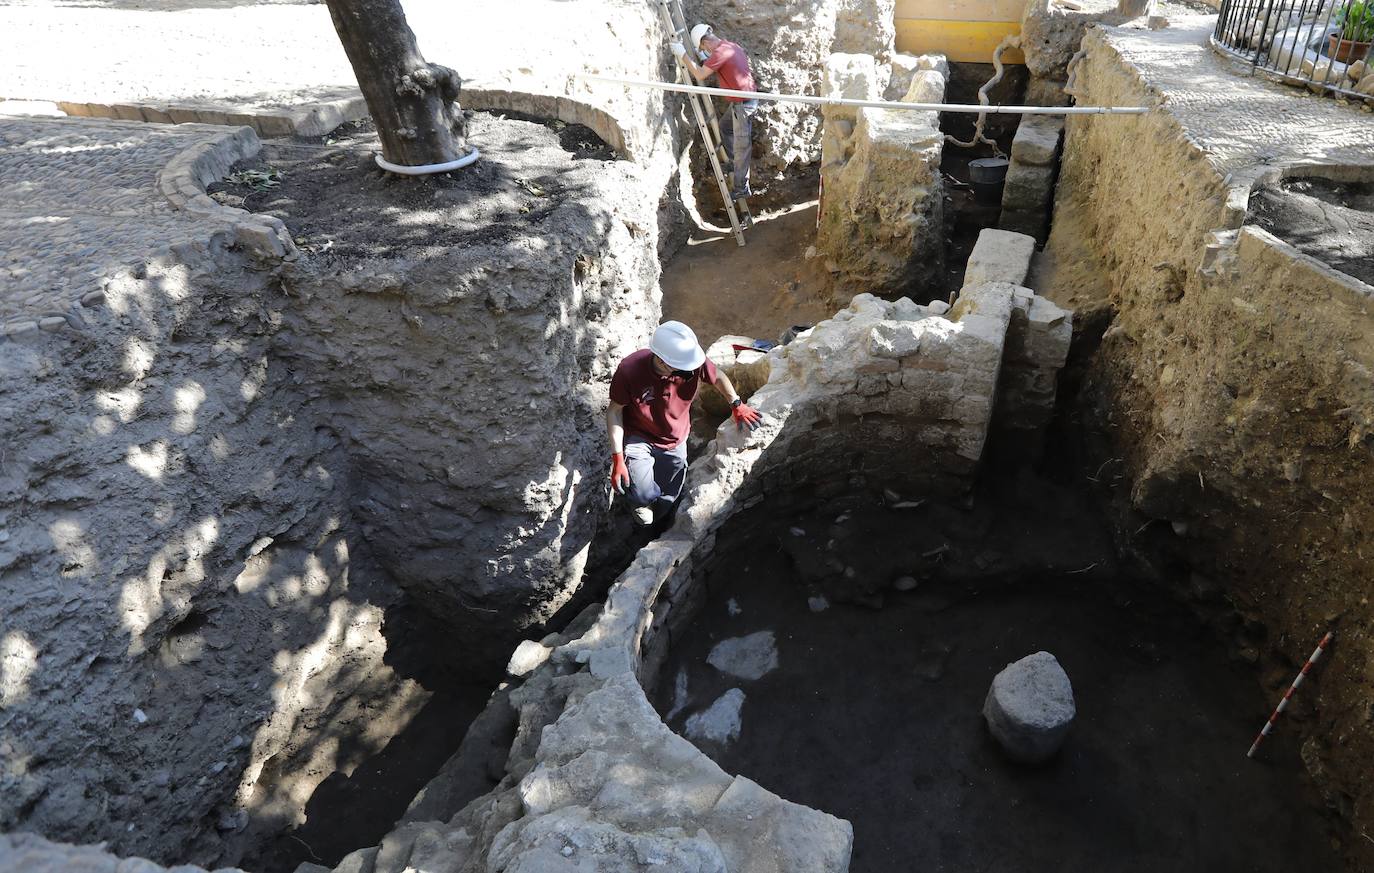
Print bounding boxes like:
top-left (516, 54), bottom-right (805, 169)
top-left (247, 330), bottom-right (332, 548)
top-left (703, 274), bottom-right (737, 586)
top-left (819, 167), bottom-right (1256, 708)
top-left (623, 435), bottom-right (688, 510)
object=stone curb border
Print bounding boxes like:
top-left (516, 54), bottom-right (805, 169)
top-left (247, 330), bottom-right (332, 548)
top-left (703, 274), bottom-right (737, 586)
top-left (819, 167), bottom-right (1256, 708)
top-left (46, 86), bottom-right (634, 158)
top-left (54, 94), bottom-right (368, 139)
top-left (154, 123), bottom-right (296, 261)
top-left (0, 119), bottom-right (294, 342)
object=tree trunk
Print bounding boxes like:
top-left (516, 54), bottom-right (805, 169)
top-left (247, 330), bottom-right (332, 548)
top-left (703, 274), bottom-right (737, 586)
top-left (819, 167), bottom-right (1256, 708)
top-left (323, 0), bottom-right (467, 167)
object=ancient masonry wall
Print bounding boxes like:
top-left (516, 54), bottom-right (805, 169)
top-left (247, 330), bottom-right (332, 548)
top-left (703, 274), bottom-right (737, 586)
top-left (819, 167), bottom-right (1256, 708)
top-left (1045, 26), bottom-right (1374, 864)
top-left (312, 277), bottom-right (1073, 873)
top-left (816, 53), bottom-right (948, 300)
top-left (0, 206), bottom-right (425, 867)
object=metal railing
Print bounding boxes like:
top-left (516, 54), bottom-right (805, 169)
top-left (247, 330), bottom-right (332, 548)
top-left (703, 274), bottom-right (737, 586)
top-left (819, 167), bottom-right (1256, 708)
top-left (1213, 0), bottom-right (1372, 98)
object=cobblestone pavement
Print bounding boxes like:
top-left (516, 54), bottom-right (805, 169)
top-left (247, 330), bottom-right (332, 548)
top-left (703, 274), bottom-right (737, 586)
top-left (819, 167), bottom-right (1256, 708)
top-left (1105, 16), bottom-right (1374, 184)
top-left (0, 115), bottom-right (231, 327)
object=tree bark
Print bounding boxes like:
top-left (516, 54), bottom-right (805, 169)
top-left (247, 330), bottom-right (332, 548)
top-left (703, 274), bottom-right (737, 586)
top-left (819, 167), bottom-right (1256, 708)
top-left (323, 0), bottom-right (467, 167)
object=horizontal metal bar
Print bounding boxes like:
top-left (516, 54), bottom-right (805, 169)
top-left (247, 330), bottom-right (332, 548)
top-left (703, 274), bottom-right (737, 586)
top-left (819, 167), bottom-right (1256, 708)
top-left (580, 74), bottom-right (1150, 115)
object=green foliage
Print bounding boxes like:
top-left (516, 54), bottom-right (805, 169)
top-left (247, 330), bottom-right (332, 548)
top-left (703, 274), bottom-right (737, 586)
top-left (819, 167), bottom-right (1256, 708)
top-left (226, 168), bottom-right (281, 192)
top-left (1337, 0), bottom-right (1374, 43)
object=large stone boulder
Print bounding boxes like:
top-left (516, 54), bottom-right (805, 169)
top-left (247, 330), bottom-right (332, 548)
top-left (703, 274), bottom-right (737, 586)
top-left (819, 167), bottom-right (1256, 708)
top-left (982, 651), bottom-right (1076, 763)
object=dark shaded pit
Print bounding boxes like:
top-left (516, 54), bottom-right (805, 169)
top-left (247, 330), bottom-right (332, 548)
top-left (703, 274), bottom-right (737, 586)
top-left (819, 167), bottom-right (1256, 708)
top-left (1250, 176), bottom-right (1374, 287)
top-left (653, 471), bottom-right (1341, 873)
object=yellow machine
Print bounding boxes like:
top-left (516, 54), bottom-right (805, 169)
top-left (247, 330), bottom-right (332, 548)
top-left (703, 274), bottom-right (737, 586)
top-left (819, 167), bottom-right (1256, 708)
top-left (895, 0), bottom-right (1028, 63)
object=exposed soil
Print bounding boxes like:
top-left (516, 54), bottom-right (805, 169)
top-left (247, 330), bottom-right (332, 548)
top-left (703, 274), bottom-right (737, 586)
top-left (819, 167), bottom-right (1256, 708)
top-left (653, 470), bottom-right (1342, 873)
top-left (244, 599), bottom-right (501, 872)
top-left (1249, 177), bottom-right (1374, 288)
top-left (210, 112), bottom-right (617, 264)
top-left (659, 190), bottom-right (835, 352)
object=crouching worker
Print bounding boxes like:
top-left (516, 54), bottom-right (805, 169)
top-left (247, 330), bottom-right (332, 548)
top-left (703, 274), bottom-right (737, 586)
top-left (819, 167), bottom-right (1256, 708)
top-left (607, 321), bottom-right (762, 526)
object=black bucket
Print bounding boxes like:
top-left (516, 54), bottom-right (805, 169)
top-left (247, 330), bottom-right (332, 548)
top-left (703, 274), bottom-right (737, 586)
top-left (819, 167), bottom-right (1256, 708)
top-left (968, 157), bottom-right (1010, 207)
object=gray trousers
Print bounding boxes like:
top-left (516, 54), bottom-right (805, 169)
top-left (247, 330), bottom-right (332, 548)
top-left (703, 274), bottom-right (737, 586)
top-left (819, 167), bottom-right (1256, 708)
top-left (623, 435), bottom-right (688, 509)
top-left (728, 99), bottom-right (758, 196)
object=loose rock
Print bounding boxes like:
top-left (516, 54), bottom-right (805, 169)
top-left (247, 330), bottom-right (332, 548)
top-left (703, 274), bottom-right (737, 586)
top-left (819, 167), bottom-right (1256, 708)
top-left (684, 689), bottom-right (746, 746)
top-left (982, 651), bottom-right (1076, 763)
top-left (707, 631), bottom-right (778, 681)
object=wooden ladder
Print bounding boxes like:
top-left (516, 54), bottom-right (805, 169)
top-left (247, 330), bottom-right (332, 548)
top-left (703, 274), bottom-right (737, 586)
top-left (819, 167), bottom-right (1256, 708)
top-left (655, 0), bottom-right (752, 246)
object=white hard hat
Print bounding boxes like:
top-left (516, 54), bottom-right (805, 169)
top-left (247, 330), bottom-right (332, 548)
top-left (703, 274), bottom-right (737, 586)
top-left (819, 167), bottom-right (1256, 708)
top-left (690, 23), bottom-right (714, 51)
top-left (649, 321), bottom-right (706, 371)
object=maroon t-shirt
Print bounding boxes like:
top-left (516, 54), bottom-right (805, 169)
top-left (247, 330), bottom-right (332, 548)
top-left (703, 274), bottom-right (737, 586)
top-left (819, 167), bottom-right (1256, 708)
top-left (610, 349), bottom-right (719, 449)
top-left (704, 40), bottom-right (756, 101)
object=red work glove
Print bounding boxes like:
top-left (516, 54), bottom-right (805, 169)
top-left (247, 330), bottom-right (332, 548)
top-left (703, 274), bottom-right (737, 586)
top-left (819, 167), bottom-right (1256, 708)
top-left (731, 399), bottom-right (762, 432)
top-left (610, 452), bottom-right (630, 494)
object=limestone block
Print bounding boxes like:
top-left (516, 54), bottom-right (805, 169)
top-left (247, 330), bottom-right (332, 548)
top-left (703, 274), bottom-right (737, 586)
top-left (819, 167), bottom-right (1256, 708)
top-left (823, 53), bottom-right (880, 119)
top-left (982, 651), bottom-right (1076, 763)
top-left (902, 69), bottom-right (947, 105)
top-left (1025, 297), bottom-right (1073, 366)
top-left (697, 336), bottom-right (772, 417)
top-left (884, 52), bottom-right (922, 101)
top-left (1002, 160), bottom-right (1056, 212)
top-left (685, 688), bottom-right (746, 745)
top-left (1010, 116), bottom-right (1064, 167)
top-left (705, 776), bottom-right (853, 873)
top-left (962, 229), bottom-right (1036, 289)
top-left (707, 632), bottom-right (778, 680)
top-left (867, 320), bottom-right (925, 358)
top-left (507, 640), bottom-right (553, 678)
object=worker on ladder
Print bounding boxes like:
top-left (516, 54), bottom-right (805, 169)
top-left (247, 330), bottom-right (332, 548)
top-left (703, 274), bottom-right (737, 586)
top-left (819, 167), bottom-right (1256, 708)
top-left (670, 23), bottom-right (759, 208)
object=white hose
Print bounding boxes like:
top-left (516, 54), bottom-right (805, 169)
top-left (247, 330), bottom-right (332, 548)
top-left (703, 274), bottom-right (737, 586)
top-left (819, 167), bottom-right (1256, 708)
top-left (374, 146), bottom-right (481, 175)
top-left (581, 74), bottom-right (1148, 115)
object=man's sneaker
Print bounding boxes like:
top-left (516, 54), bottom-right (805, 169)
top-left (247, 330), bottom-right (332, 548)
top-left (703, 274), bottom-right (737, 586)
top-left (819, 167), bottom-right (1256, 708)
top-left (631, 506), bottom-right (654, 526)
top-left (731, 188), bottom-right (752, 202)
top-left (738, 211), bottom-right (753, 230)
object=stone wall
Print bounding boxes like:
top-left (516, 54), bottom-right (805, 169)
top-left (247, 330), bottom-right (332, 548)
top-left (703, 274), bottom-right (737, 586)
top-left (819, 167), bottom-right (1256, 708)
top-left (293, 279), bottom-right (1075, 873)
top-left (816, 54), bottom-right (948, 300)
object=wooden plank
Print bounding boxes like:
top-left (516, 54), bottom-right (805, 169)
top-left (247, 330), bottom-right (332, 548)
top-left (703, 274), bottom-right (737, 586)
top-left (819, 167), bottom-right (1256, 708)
top-left (894, 0), bottom-right (1024, 23)
top-left (895, 18), bottom-right (1026, 64)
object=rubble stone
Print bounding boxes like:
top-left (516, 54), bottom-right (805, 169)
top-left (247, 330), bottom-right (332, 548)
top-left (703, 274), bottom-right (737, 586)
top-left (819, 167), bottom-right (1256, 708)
top-left (817, 54), bottom-right (947, 298)
top-left (706, 632), bottom-right (779, 681)
top-left (982, 651), bottom-right (1077, 763)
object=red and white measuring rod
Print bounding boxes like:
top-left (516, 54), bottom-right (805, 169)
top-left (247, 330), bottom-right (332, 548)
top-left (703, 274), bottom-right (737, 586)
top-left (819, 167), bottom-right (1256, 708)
top-left (580, 74), bottom-right (1150, 116)
top-left (1246, 630), bottom-right (1335, 759)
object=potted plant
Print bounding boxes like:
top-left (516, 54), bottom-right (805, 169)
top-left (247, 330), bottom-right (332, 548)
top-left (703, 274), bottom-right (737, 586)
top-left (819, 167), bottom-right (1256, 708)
top-left (1331, 0), bottom-right (1374, 64)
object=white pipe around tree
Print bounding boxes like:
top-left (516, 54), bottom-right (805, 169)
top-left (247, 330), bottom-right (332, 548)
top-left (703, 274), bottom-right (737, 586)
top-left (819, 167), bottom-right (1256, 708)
top-left (374, 147), bottom-right (482, 176)
top-left (580, 74), bottom-right (1149, 115)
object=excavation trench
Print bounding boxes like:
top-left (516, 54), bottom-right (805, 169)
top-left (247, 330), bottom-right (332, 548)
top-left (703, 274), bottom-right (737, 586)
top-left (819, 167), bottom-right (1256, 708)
top-left (649, 467), bottom-right (1340, 872)
top-left (7, 52), bottom-right (1370, 873)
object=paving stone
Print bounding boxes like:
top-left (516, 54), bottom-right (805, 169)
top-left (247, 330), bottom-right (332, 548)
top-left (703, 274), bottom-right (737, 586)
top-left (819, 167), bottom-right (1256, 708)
top-left (0, 116), bottom-right (242, 324)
